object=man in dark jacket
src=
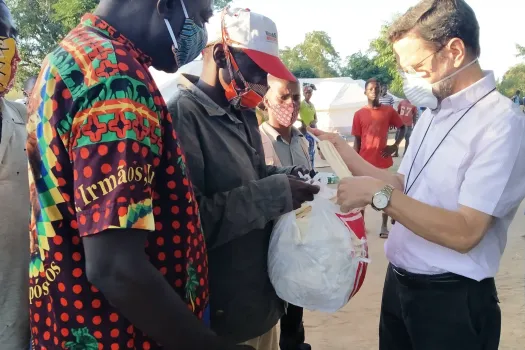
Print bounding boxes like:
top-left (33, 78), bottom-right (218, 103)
top-left (167, 8), bottom-right (318, 349)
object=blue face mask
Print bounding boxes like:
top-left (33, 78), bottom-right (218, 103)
top-left (164, 0), bottom-right (208, 67)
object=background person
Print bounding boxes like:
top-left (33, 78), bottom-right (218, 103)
top-left (352, 78), bottom-right (405, 238)
top-left (393, 99), bottom-right (418, 157)
top-left (379, 84), bottom-right (395, 106)
top-left (314, 1), bottom-right (525, 349)
top-left (300, 83), bottom-right (317, 168)
top-left (259, 75), bottom-right (312, 350)
top-left (14, 75), bottom-right (37, 105)
top-left (27, 0), bottom-right (251, 349)
top-left (260, 75), bottom-right (311, 172)
top-left (167, 8), bottom-right (318, 350)
top-left (0, 2), bottom-right (30, 349)
top-left (511, 89), bottom-right (521, 106)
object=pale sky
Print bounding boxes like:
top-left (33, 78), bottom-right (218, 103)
top-left (225, 0), bottom-right (524, 79)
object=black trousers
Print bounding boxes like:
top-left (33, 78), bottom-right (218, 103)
top-left (280, 304), bottom-right (305, 349)
top-left (380, 264), bottom-right (501, 350)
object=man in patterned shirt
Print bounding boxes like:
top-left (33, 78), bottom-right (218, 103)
top-left (27, 0), bottom-right (252, 349)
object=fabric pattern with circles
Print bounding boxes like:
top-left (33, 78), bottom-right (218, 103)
top-left (27, 14), bottom-right (208, 350)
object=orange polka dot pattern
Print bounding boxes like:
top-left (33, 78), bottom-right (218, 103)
top-left (27, 15), bottom-right (208, 349)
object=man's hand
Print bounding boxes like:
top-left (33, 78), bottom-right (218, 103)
top-left (309, 128), bottom-right (356, 160)
top-left (288, 176), bottom-right (320, 209)
top-left (382, 144), bottom-right (398, 158)
top-left (337, 177), bottom-right (383, 213)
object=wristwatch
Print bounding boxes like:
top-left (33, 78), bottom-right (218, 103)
top-left (371, 184), bottom-right (395, 211)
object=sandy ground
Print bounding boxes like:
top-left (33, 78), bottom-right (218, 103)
top-left (303, 151), bottom-right (525, 350)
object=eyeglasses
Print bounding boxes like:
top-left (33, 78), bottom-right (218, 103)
top-left (398, 45), bottom-right (445, 75)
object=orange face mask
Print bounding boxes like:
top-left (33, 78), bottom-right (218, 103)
top-left (0, 36), bottom-right (20, 97)
top-left (223, 47), bottom-right (267, 109)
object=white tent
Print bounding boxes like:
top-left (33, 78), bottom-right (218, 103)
top-left (299, 77), bottom-right (366, 135)
top-left (150, 64), bottom-right (400, 135)
top-left (150, 60), bottom-right (204, 102)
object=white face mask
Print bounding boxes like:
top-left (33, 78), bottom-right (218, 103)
top-left (402, 58), bottom-right (479, 110)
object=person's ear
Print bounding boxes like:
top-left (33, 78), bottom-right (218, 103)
top-left (447, 38), bottom-right (467, 68)
top-left (157, 0), bottom-right (180, 21)
top-left (213, 44), bottom-right (227, 69)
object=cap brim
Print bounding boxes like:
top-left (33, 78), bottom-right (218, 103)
top-left (243, 49), bottom-right (296, 82)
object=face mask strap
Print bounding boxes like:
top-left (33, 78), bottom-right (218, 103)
top-left (163, 0), bottom-right (190, 51)
top-left (164, 18), bottom-right (179, 50)
top-left (179, 0), bottom-right (189, 18)
top-left (221, 9), bottom-right (254, 95)
top-left (432, 57), bottom-right (479, 86)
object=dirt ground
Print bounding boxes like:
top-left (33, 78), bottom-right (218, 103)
top-left (303, 152), bottom-right (525, 350)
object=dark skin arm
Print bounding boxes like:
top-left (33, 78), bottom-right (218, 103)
top-left (382, 126), bottom-right (406, 158)
top-left (353, 136), bottom-right (361, 154)
top-left (83, 230), bottom-right (249, 350)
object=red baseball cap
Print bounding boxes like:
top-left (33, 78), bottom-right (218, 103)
top-left (207, 7), bottom-right (296, 82)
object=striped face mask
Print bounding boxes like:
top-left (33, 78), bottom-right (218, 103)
top-left (164, 0), bottom-right (208, 67)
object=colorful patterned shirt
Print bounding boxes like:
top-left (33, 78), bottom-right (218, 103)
top-left (27, 14), bottom-right (208, 350)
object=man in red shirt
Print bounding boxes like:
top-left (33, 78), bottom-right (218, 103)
top-left (394, 99), bottom-right (418, 157)
top-left (352, 78), bottom-right (405, 238)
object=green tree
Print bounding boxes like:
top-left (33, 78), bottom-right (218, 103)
top-left (7, 0), bottom-right (99, 88)
top-left (52, 0), bottom-right (99, 31)
top-left (340, 51), bottom-right (392, 84)
top-left (291, 66), bottom-right (319, 79)
top-left (7, 0), bottom-right (67, 88)
top-left (214, 0), bottom-right (232, 11)
top-left (369, 18), bottom-right (405, 97)
top-left (497, 63), bottom-right (525, 97)
top-left (517, 44), bottom-right (525, 58)
top-left (281, 31), bottom-right (340, 78)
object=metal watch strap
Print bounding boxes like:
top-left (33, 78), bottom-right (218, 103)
top-left (372, 184), bottom-right (395, 211)
top-left (383, 184), bottom-right (394, 199)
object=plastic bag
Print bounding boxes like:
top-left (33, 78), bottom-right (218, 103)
top-left (268, 178), bottom-right (369, 313)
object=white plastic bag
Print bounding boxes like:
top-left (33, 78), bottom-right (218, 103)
top-left (268, 178), bottom-right (369, 313)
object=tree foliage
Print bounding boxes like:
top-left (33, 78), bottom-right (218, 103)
top-left (52, 0), bottom-right (99, 31)
top-left (340, 51), bottom-right (391, 84)
top-left (7, 0), bottom-right (99, 88)
top-left (281, 31), bottom-right (340, 78)
top-left (497, 63), bottom-right (525, 97)
top-left (517, 44), bottom-right (525, 58)
top-left (214, 0), bottom-right (232, 11)
top-left (369, 19), bottom-right (404, 97)
top-left (291, 66), bottom-right (319, 79)
top-left (8, 0), bottom-right (66, 88)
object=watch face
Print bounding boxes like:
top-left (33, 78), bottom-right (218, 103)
top-left (373, 193), bottom-right (389, 209)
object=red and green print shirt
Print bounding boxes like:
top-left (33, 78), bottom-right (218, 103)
top-left (27, 14), bottom-right (208, 349)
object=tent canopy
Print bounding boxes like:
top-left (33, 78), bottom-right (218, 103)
top-left (150, 64), bottom-right (401, 135)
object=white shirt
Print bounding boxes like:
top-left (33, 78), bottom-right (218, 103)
top-left (385, 71), bottom-right (525, 281)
